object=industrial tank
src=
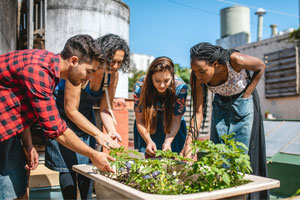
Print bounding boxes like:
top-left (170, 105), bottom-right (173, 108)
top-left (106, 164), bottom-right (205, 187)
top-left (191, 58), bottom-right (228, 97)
top-left (46, 0), bottom-right (130, 98)
top-left (0, 0), bottom-right (17, 54)
top-left (220, 5), bottom-right (250, 38)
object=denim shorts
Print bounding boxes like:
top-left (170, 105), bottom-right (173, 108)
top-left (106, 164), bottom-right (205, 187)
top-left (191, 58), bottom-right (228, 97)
top-left (210, 92), bottom-right (254, 153)
top-left (0, 135), bottom-right (27, 200)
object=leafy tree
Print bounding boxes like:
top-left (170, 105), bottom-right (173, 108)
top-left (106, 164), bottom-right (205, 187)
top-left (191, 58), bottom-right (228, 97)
top-left (174, 64), bottom-right (191, 86)
top-left (289, 27), bottom-right (300, 46)
top-left (128, 66), bottom-right (145, 92)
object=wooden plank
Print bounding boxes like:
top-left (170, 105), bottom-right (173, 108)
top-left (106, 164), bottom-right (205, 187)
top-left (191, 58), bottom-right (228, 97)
top-left (43, 0), bottom-right (47, 35)
top-left (266, 91), bottom-right (298, 98)
top-left (265, 87), bottom-right (296, 94)
top-left (265, 81), bottom-right (296, 90)
top-left (265, 68), bottom-right (296, 79)
top-left (264, 47), bottom-right (296, 62)
top-left (265, 75), bottom-right (296, 84)
top-left (280, 47), bottom-right (297, 58)
top-left (29, 164), bottom-right (59, 188)
top-left (265, 57), bottom-right (296, 68)
top-left (27, 0), bottom-right (34, 49)
top-left (265, 63), bottom-right (296, 73)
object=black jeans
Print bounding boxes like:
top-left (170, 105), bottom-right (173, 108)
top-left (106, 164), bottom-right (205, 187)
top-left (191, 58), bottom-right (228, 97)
top-left (59, 172), bottom-right (93, 200)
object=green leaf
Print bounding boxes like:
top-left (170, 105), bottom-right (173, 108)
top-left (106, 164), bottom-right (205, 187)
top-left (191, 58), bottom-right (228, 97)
top-left (222, 174), bottom-right (231, 185)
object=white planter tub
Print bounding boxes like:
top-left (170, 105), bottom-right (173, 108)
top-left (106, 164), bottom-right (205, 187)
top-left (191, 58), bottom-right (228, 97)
top-left (73, 164), bottom-right (279, 200)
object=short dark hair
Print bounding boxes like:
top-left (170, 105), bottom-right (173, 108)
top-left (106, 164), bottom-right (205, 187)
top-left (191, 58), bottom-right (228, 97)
top-left (96, 34), bottom-right (130, 72)
top-left (61, 34), bottom-right (104, 64)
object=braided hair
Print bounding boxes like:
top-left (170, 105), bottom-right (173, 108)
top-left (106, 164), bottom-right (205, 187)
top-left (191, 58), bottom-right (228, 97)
top-left (190, 42), bottom-right (238, 65)
top-left (189, 42), bottom-right (238, 139)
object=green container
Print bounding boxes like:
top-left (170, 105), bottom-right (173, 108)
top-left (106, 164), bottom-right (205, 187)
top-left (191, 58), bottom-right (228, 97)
top-left (268, 153), bottom-right (300, 197)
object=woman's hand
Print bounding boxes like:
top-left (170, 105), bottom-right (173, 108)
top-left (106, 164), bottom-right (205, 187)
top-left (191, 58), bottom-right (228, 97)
top-left (23, 145), bottom-right (39, 170)
top-left (95, 133), bottom-right (120, 149)
top-left (108, 131), bottom-right (122, 142)
top-left (146, 140), bottom-right (157, 157)
top-left (162, 141), bottom-right (172, 151)
top-left (180, 144), bottom-right (193, 159)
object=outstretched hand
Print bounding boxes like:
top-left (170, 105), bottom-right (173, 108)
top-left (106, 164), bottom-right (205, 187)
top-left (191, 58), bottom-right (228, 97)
top-left (91, 151), bottom-right (115, 173)
top-left (108, 131), bottom-right (122, 142)
top-left (95, 133), bottom-right (120, 149)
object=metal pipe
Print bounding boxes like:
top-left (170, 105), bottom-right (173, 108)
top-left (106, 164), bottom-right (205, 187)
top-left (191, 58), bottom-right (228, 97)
top-left (270, 24), bottom-right (278, 37)
top-left (255, 8), bottom-right (266, 41)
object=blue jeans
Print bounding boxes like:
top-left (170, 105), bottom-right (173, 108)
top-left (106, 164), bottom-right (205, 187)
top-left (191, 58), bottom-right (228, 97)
top-left (210, 93), bottom-right (254, 153)
top-left (0, 135), bottom-right (27, 200)
top-left (45, 134), bottom-right (95, 199)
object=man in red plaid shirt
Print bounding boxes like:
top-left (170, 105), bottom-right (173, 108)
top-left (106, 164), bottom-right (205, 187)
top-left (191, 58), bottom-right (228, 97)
top-left (0, 35), bottom-right (116, 199)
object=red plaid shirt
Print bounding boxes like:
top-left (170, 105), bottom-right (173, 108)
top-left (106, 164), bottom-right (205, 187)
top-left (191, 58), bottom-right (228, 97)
top-left (0, 49), bottom-right (67, 142)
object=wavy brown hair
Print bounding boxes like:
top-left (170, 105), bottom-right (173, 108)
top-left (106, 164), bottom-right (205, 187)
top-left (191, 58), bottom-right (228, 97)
top-left (138, 57), bottom-right (176, 134)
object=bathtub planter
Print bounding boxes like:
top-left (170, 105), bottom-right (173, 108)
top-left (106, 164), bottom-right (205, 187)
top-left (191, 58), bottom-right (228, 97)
top-left (73, 134), bottom-right (280, 199)
top-left (73, 164), bottom-right (279, 200)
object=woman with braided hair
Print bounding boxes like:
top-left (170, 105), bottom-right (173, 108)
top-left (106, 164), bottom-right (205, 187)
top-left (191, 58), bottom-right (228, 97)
top-left (181, 42), bottom-right (269, 200)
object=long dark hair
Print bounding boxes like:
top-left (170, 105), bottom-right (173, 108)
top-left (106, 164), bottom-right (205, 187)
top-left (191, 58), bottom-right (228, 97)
top-left (190, 42), bottom-right (238, 139)
top-left (138, 57), bottom-right (176, 134)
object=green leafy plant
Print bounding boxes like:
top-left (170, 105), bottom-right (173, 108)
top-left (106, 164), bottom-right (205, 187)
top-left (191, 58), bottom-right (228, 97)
top-left (289, 27), bottom-right (300, 46)
top-left (174, 63), bottom-right (191, 86)
top-left (292, 188), bottom-right (300, 197)
top-left (128, 66), bottom-right (146, 92)
top-left (93, 134), bottom-right (252, 195)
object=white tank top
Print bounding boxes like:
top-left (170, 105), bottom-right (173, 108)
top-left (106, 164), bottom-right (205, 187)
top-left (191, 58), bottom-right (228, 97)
top-left (207, 62), bottom-right (248, 96)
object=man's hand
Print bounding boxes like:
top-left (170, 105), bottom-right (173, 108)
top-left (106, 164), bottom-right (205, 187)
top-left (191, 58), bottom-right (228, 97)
top-left (95, 133), bottom-right (120, 149)
top-left (23, 145), bottom-right (39, 170)
top-left (91, 152), bottom-right (116, 173)
top-left (146, 140), bottom-right (157, 157)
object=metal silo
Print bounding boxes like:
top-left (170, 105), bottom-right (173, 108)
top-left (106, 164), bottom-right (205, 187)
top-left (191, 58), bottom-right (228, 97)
top-left (220, 5), bottom-right (250, 39)
top-left (0, 0), bottom-right (17, 54)
top-left (46, 0), bottom-right (130, 98)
